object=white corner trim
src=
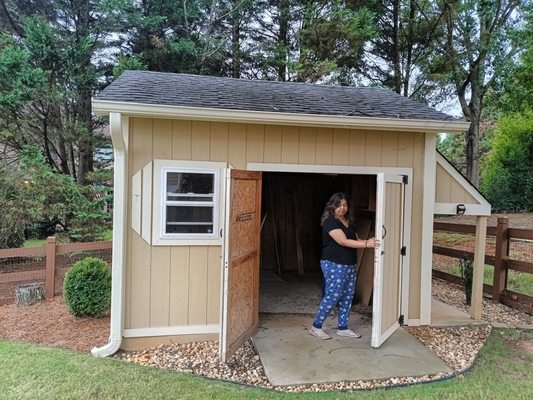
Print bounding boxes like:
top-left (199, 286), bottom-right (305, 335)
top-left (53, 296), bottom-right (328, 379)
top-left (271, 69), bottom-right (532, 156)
top-left (436, 153), bottom-right (491, 210)
top-left (92, 100), bottom-right (469, 133)
top-left (124, 325), bottom-right (219, 338)
top-left (141, 162), bottom-right (152, 244)
top-left (420, 133), bottom-right (437, 325)
top-left (92, 113), bottom-right (128, 357)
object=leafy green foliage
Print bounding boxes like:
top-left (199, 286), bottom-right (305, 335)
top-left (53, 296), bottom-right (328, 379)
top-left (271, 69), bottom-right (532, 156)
top-left (297, 2), bottom-right (375, 83)
top-left (480, 111), bottom-right (533, 211)
top-left (112, 53), bottom-right (147, 78)
top-left (0, 169), bottom-right (26, 248)
top-left (0, 146), bottom-right (111, 248)
top-left (486, 4), bottom-right (533, 115)
top-left (437, 133), bottom-right (467, 175)
top-left (63, 257), bottom-right (111, 318)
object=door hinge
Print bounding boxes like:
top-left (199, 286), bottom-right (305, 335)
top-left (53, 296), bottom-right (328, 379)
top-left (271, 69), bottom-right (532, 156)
top-left (401, 246), bottom-right (406, 256)
top-left (402, 175), bottom-right (408, 184)
top-left (399, 315), bottom-right (405, 325)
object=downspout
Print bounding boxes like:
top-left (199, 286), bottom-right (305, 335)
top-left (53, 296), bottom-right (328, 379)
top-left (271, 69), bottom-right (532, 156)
top-left (92, 112), bottom-right (128, 357)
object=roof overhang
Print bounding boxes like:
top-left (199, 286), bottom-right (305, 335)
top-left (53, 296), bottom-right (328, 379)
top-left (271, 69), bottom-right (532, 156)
top-left (92, 100), bottom-right (469, 133)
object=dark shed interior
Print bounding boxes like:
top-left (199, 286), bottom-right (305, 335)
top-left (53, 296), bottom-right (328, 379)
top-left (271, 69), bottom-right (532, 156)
top-left (259, 172), bottom-right (376, 307)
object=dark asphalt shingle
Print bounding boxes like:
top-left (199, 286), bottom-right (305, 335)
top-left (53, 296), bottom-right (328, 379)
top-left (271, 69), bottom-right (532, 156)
top-left (95, 71), bottom-right (456, 121)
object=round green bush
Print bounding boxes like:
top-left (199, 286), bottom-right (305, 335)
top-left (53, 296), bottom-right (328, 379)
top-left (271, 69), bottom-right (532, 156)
top-left (63, 257), bottom-right (111, 317)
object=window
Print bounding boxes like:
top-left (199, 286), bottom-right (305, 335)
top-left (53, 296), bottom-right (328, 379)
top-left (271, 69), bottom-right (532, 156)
top-left (163, 170), bottom-right (217, 235)
top-left (153, 161), bottom-right (224, 245)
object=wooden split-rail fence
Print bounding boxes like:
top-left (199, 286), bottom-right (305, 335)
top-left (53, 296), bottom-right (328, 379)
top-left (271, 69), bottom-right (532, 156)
top-left (1, 219), bottom-right (531, 315)
top-left (0, 237), bottom-right (112, 306)
top-left (433, 217), bottom-right (533, 314)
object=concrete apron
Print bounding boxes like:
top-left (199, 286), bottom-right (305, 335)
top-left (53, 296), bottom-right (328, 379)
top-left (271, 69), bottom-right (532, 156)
top-left (252, 313), bottom-right (452, 387)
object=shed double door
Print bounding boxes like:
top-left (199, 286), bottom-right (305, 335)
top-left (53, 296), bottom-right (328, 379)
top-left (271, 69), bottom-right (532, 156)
top-left (219, 169), bottom-right (262, 362)
top-left (219, 170), bottom-right (405, 359)
top-left (371, 173), bottom-right (406, 348)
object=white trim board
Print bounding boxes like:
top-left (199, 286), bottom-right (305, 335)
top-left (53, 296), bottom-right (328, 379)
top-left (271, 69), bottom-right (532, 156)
top-left (124, 325), bottom-right (219, 338)
top-left (419, 134), bottom-right (437, 325)
top-left (92, 100), bottom-right (469, 133)
top-left (247, 163), bottom-right (412, 176)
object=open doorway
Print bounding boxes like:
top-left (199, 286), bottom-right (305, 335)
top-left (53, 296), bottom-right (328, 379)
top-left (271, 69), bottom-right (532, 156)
top-left (259, 171), bottom-right (377, 318)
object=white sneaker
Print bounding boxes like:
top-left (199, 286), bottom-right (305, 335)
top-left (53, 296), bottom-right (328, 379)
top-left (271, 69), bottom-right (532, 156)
top-left (336, 329), bottom-right (361, 338)
top-left (308, 327), bottom-right (331, 340)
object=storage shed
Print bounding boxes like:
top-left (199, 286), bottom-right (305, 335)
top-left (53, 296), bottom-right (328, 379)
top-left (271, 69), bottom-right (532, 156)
top-left (91, 71), bottom-right (490, 361)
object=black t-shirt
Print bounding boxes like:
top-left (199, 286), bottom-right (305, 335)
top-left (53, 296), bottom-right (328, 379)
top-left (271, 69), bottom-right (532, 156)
top-left (321, 216), bottom-right (357, 265)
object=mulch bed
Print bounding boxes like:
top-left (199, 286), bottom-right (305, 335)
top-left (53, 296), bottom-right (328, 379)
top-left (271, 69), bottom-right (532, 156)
top-left (0, 296), bottom-right (109, 353)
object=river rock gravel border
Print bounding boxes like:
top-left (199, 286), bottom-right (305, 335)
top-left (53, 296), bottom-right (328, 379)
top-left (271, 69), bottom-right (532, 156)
top-left (113, 277), bottom-right (532, 393)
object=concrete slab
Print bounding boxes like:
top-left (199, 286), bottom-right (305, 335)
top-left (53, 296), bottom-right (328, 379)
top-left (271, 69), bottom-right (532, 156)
top-left (431, 299), bottom-right (487, 327)
top-left (259, 272), bottom-right (322, 315)
top-left (253, 313), bottom-right (452, 386)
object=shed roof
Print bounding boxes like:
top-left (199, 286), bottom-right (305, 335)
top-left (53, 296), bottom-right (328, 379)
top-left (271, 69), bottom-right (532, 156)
top-left (95, 71), bottom-right (458, 123)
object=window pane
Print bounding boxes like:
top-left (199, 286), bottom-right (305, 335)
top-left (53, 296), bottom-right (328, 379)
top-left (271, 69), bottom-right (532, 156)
top-left (166, 224), bottom-right (214, 234)
top-left (166, 206), bottom-right (213, 223)
top-left (166, 172), bottom-right (214, 201)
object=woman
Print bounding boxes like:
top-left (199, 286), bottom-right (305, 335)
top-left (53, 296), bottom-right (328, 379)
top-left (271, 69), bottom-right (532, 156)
top-left (309, 192), bottom-right (380, 340)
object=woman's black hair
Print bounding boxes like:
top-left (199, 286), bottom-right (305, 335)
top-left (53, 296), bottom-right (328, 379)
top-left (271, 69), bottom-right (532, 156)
top-left (320, 192), bottom-right (353, 226)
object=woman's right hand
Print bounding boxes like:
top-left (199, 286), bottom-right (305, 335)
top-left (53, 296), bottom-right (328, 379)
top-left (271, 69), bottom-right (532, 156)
top-left (366, 237), bottom-right (380, 248)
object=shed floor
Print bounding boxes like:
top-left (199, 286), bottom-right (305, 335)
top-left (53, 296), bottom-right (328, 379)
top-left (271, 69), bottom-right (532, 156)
top-left (256, 270), bottom-right (477, 386)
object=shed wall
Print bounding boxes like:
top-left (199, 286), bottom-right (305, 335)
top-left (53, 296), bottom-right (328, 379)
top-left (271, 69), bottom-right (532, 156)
top-left (125, 117), bottom-right (427, 331)
top-left (435, 164), bottom-right (477, 204)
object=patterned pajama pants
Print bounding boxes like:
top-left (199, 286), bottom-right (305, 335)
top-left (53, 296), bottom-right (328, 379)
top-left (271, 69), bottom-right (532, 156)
top-left (312, 259), bottom-right (356, 330)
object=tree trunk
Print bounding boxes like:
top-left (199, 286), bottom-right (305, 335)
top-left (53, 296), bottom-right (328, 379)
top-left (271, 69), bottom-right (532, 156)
top-left (465, 113), bottom-right (480, 187)
top-left (403, 0), bottom-right (416, 97)
top-left (77, 87), bottom-right (94, 185)
top-left (74, 0), bottom-right (94, 184)
top-left (392, 0), bottom-right (401, 94)
top-left (231, 8), bottom-right (241, 78)
top-left (278, 0), bottom-right (289, 81)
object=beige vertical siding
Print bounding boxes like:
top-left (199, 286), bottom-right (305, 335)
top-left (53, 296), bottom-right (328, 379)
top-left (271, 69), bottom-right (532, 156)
top-left (125, 117), bottom-right (426, 331)
top-left (435, 164), bottom-right (477, 203)
top-left (381, 181), bottom-right (403, 331)
top-left (128, 118), bottom-right (153, 329)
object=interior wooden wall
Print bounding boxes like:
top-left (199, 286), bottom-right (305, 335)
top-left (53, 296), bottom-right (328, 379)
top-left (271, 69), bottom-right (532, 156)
top-left (260, 172), bottom-right (376, 279)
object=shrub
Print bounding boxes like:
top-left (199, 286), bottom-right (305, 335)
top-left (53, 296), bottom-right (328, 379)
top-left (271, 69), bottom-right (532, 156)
top-left (459, 257), bottom-right (473, 306)
top-left (480, 111), bottom-right (533, 211)
top-left (63, 257), bottom-right (111, 317)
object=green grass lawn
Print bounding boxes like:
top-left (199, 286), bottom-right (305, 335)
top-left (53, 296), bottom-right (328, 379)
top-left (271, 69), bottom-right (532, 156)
top-left (0, 329), bottom-right (531, 400)
top-left (22, 239), bottom-right (46, 248)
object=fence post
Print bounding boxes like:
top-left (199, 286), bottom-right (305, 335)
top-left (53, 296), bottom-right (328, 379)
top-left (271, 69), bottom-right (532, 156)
top-left (45, 236), bottom-right (57, 300)
top-left (492, 217), bottom-right (509, 303)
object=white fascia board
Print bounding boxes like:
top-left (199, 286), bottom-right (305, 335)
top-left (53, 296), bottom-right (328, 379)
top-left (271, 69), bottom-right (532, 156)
top-left (92, 100), bottom-right (470, 133)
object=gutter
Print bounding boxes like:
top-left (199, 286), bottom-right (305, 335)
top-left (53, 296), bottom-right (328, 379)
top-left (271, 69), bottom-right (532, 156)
top-left (92, 100), bottom-right (470, 133)
top-left (92, 112), bottom-right (128, 357)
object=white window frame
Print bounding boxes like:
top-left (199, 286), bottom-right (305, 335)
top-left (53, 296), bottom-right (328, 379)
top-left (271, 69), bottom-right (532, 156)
top-left (153, 160), bottom-right (226, 246)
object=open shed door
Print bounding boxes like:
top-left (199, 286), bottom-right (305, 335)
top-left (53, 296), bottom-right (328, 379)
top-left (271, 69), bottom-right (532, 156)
top-left (220, 170), bottom-right (262, 362)
top-left (371, 173), bottom-right (405, 348)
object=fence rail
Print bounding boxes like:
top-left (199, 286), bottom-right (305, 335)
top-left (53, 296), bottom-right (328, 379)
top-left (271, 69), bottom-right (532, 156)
top-left (433, 217), bottom-right (533, 314)
top-left (0, 237), bottom-right (112, 306)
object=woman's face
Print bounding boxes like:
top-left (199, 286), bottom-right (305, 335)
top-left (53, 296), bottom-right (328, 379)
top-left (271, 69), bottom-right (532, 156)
top-left (334, 199), bottom-right (348, 219)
